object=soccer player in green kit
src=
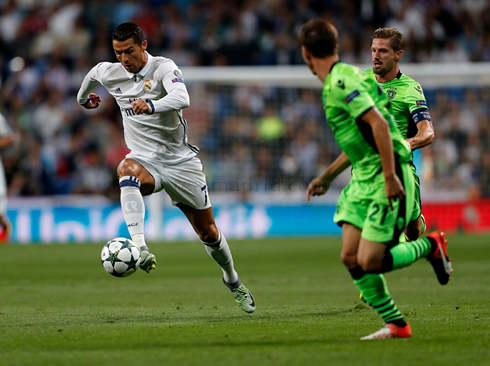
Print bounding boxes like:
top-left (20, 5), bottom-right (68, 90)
top-left (358, 28), bottom-right (435, 306)
top-left (367, 27), bottom-right (434, 241)
top-left (301, 19), bottom-right (452, 340)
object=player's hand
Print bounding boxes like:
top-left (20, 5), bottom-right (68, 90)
top-left (384, 175), bottom-right (405, 210)
top-left (84, 93), bottom-right (101, 109)
top-left (131, 99), bottom-right (151, 115)
top-left (306, 177), bottom-right (331, 202)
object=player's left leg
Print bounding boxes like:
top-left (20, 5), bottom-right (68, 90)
top-left (177, 203), bottom-right (255, 313)
top-left (354, 237), bottom-right (411, 339)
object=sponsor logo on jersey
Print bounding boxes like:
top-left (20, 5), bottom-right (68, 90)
top-left (144, 79), bottom-right (152, 92)
top-left (414, 85), bottom-right (423, 94)
top-left (344, 90), bottom-right (360, 103)
top-left (416, 100), bottom-right (427, 106)
top-left (115, 87), bottom-right (122, 94)
top-left (386, 88), bottom-right (397, 99)
top-left (172, 78), bottom-right (184, 83)
top-left (337, 79), bottom-right (345, 89)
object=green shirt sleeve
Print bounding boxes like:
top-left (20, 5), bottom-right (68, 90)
top-left (335, 72), bottom-right (375, 120)
top-left (405, 82), bottom-right (431, 123)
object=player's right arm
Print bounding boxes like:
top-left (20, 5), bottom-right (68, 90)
top-left (306, 152), bottom-right (351, 201)
top-left (361, 107), bottom-right (405, 209)
top-left (77, 63), bottom-right (110, 109)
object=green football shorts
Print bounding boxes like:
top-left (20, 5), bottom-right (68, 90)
top-left (334, 162), bottom-right (415, 245)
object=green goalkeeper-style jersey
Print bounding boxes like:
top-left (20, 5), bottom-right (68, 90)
top-left (322, 62), bottom-right (411, 180)
top-left (363, 68), bottom-right (431, 139)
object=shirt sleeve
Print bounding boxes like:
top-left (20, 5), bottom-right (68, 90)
top-left (405, 82), bottom-right (431, 123)
top-left (336, 72), bottom-right (375, 120)
top-left (148, 62), bottom-right (190, 114)
top-left (76, 62), bottom-right (110, 105)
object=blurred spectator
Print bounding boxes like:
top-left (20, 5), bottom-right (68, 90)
top-left (0, 0), bottom-right (489, 200)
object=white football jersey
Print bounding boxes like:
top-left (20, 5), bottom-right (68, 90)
top-left (77, 53), bottom-right (198, 165)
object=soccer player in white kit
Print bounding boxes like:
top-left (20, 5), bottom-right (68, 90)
top-left (77, 22), bottom-right (255, 313)
top-left (0, 112), bottom-right (14, 242)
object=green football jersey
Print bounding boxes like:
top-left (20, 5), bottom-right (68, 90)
top-left (364, 68), bottom-right (431, 139)
top-left (322, 62), bottom-right (411, 180)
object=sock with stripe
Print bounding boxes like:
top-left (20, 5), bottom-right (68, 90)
top-left (119, 176), bottom-right (147, 251)
top-left (203, 230), bottom-right (238, 284)
top-left (381, 237), bottom-right (436, 272)
top-left (349, 266), bottom-right (406, 326)
top-left (420, 214), bottom-right (427, 236)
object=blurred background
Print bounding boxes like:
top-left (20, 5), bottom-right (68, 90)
top-left (1, 0), bottom-right (490, 243)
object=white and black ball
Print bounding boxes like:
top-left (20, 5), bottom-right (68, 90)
top-left (101, 237), bottom-right (141, 277)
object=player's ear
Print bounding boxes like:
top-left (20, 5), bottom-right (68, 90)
top-left (301, 46), bottom-right (311, 62)
top-left (395, 49), bottom-right (403, 62)
top-left (141, 40), bottom-right (148, 51)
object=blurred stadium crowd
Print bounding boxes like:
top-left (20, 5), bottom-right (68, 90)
top-left (0, 0), bottom-right (490, 200)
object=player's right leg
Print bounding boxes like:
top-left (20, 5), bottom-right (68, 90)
top-left (178, 203), bottom-right (255, 314)
top-left (117, 158), bottom-right (157, 273)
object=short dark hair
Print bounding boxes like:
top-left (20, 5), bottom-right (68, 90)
top-left (299, 19), bottom-right (338, 58)
top-left (112, 22), bottom-right (145, 45)
top-left (372, 28), bottom-right (405, 51)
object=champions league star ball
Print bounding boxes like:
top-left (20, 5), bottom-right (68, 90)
top-left (101, 237), bottom-right (141, 277)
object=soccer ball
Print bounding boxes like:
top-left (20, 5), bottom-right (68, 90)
top-left (101, 237), bottom-right (141, 277)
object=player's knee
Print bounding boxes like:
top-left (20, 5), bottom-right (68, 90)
top-left (117, 160), bottom-right (140, 178)
top-left (198, 224), bottom-right (220, 244)
top-left (341, 251), bottom-right (357, 268)
top-left (359, 256), bottom-right (382, 273)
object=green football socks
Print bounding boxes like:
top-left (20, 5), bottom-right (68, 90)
top-left (353, 272), bottom-right (405, 325)
top-left (389, 237), bottom-right (433, 271)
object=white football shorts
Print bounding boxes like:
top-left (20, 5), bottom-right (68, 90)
top-left (126, 154), bottom-right (211, 210)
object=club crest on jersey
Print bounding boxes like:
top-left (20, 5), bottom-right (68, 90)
top-left (386, 88), bottom-right (397, 99)
top-left (144, 79), bottom-right (152, 92)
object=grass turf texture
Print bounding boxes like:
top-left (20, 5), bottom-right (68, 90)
top-left (0, 234), bottom-right (488, 366)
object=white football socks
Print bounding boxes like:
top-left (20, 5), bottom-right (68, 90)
top-left (203, 230), bottom-right (239, 284)
top-left (119, 176), bottom-right (147, 250)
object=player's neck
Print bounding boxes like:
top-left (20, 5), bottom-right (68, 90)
top-left (315, 55), bottom-right (339, 83)
top-left (376, 65), bottom-right (400, 83)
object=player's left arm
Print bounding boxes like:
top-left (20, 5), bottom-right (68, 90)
top-left (306, 152), bottom-right (351, 201)
top-left (405, 83), bottom-right (434, 151)
top-left (134, 62), bottom-right (190, 115)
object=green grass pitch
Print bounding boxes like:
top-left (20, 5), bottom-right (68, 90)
top-left (0, 234), bottom-right (489, 365)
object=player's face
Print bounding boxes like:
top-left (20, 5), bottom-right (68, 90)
top-left (371, 38), bottom-right (401, 76)
top-left (113, 38), bottom-right (148, 74)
